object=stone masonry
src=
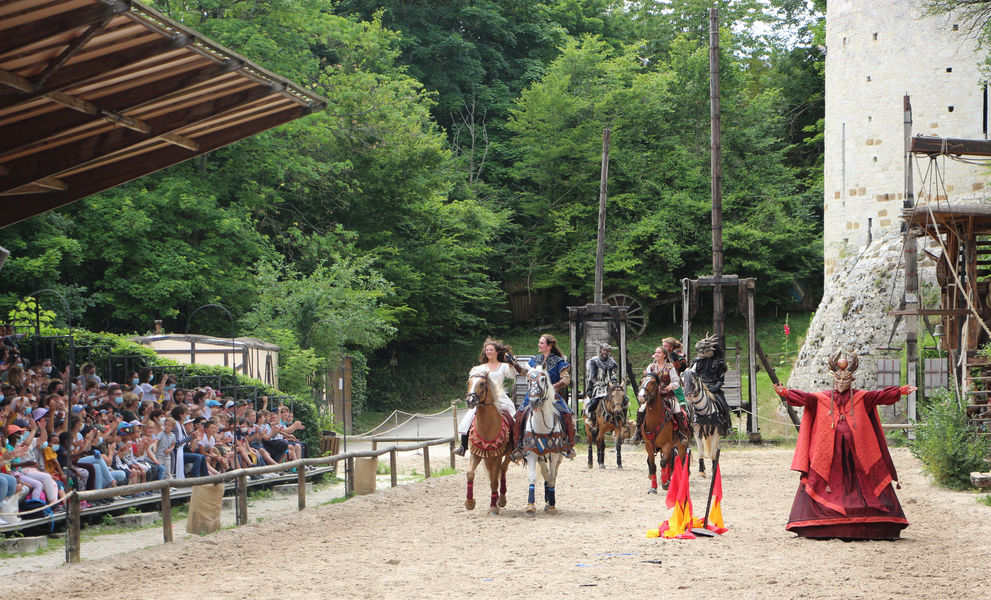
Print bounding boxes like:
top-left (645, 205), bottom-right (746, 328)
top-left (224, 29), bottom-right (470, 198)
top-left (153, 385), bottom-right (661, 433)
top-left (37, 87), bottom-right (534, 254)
top-left (793, 1), bottom-right (991, 388)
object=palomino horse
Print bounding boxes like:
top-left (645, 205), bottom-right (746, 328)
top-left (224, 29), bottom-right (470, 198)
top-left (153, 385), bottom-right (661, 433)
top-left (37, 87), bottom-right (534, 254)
top-left (584, 382), bottom-right (628, 469)
top-left (522, 366), bottom-right (566, 516)
top-left (637, 371), bottom-right (691, 493)
top-left (463, 370), bottom-right (513, 515)
top-left (682, 366), bottom-right (731, 478)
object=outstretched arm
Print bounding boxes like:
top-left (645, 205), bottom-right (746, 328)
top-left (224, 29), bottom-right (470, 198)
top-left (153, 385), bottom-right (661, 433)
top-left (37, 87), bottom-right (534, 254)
top-left (863, 385), bottom-right (917, 408)
top-left (773, 383), bottom-right (818, 407)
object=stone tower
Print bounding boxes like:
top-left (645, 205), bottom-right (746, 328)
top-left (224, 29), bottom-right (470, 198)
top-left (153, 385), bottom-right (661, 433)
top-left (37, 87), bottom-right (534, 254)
top-left (791, 0), bottom-right (991, 390)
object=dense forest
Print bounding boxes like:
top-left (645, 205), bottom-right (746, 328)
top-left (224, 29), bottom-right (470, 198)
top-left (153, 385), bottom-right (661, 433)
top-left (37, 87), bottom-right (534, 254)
top-left (0, 0), bottom-right (826, 408)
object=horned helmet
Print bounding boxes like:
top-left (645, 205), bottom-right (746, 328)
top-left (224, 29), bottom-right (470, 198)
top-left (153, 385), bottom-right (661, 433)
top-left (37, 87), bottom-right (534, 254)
top-left (598, 342), bottom-right (613, 359)
top-left (827, 350), bottom-right (859, 393)
top-left (695, 334), bottom-right (722, 359)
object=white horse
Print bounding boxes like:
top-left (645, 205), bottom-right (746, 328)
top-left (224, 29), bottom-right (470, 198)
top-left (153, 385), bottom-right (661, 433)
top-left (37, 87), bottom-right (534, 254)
top-left (681, 366), bottom-right (731, 477)
top-left (521, 366), bottom-right (565, 516)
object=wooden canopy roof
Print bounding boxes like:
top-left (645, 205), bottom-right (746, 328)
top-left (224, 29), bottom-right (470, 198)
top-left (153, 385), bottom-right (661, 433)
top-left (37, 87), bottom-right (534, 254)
top-left (0, 0), bottom-right (327, 227)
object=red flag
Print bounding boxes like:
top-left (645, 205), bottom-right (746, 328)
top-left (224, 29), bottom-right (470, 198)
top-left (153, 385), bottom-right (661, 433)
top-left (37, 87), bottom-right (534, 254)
top-left (665, 454), bottom-right (682, 509)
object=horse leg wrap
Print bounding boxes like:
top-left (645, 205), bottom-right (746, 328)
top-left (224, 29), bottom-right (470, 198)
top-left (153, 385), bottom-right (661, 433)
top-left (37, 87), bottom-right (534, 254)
top-left (650, 474), bottom-right (658, 489)
top-left (467, 481), bottom-right (474, 500)
top-left (490, 491), bottom-right (498, 507)
top-left (543, 481), bottom-right (549, 502)
top-left (528, 484), bottom-right (535, 505)
top-left (661, 465), bottom-right (670, 486)
top-left (547, 486), bottom-right (556, 507)
top-left (699, 457), bottom-right (705, 474)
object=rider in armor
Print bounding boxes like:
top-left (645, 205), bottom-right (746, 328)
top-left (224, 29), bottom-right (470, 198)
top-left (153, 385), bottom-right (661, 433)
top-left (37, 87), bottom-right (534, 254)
top-left (583, 343), bottom-right (619, 433)
top-left (691, 335), bottom-right (733, 432)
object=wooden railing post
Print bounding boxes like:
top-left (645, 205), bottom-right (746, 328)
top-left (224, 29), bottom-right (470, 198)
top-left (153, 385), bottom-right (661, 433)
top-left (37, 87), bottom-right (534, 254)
top-left (345, 456), bottom-right (354, 497)
top-left (237, 475), bottom-right (248, 525)
top-left (423, 445), bottom-right (431, 478)
top-left (161, 485), bottom-right (173, 543)
top-left (449, 439), bottom-right (455, 469)
top-left (297, 467), bottom-right (306, 510)
top-left (66, 492), bottom-right (81, 564)
top-left (390, 448), bottom-right (398, 488)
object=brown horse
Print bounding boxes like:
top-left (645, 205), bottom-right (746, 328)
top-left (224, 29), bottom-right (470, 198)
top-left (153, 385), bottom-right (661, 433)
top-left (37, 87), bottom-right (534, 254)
top-left (637, 371), bottom-right (690, 494)
top-left (463, 371), bottom-right (513, 515)
top-left (585, 382), bottom-right (628, 469)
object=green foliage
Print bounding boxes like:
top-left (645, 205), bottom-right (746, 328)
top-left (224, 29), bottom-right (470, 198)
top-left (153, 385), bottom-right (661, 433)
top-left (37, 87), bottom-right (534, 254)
top-left (7, 297), bottom-right (57, 330)
top-left (911, 388), bottom-right (991, 489)
top-left (506, 29), bottom-right (821, 305)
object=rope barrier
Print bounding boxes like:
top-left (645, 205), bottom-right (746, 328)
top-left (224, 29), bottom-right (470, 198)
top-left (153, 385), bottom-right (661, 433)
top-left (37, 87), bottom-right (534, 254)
top-left (0, 490), bottom-right (73, 517)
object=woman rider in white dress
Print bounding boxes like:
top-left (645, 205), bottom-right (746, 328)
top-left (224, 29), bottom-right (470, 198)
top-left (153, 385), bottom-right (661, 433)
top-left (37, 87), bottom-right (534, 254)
top-left (455, 339), bottom-right (524, 456)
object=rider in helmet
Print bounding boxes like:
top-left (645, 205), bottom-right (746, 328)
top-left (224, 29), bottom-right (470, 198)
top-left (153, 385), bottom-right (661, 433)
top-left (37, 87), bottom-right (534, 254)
top-left (584, 343), bottom-right (619, 435)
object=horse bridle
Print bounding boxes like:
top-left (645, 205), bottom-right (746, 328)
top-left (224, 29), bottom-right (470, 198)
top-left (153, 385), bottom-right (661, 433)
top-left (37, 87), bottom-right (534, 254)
top-left (465, 374), bottom-right (492, 409)
top-left (526, 370), bottom-right (556, 430)
top-left (638, 371), bottom-right (661, 406)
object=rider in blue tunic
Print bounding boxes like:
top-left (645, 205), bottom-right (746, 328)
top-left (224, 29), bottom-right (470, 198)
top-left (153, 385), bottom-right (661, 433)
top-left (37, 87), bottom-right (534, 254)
top-left (514, 334), bottom-right (576, 458)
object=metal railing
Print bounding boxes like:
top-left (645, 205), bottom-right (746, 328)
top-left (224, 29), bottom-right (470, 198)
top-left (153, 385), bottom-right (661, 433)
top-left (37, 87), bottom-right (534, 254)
top-left (63, 435), bottom-right (455, 563)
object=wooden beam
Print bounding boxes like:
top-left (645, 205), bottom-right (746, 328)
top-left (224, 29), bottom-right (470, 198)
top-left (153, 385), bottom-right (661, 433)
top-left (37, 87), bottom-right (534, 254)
top-left (0, 34), bottom-right (190, 111)
top-left (0, 83), bottom-right (280, 193)
top-left (0, 60), bottom-right (241, 155)
top-left (887, 308), bottom-right (971, 316)
top-left (0, 69), bottom-right (33, 93)
top-left (158, 132), bottom-right (198, 151)
top-left (33, 18), bottom-right (113, 87)
top-left (0, 1), bottom-right (131, 56)
top-left (0, 104), bottom-right (309, 226)
top-left (910, 135), bottom-right (991, 157)
top-left (695, 274), bottom-right (740, 287)
top-left (33, 177), bottom-right (67, 191)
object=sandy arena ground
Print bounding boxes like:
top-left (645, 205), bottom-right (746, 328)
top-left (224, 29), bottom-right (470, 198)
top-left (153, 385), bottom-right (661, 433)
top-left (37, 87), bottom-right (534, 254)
top-left (4, 444), bottom-right (990, 600)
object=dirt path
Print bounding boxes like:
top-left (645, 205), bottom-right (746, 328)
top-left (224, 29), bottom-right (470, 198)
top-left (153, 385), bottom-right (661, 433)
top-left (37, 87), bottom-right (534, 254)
top-left (5, 446), bottom-right (990, 600)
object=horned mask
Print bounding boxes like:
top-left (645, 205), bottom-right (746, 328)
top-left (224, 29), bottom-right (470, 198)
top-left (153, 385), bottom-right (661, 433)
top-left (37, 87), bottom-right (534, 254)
top-left (827, 350), bottom-right (859, 393)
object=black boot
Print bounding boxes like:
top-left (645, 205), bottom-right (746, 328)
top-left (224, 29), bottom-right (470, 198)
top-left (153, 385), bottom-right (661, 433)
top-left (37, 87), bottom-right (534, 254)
top-left (632, 409), bottom-right (645, 443)
top-left (454, 433), bottom-right (468, 456)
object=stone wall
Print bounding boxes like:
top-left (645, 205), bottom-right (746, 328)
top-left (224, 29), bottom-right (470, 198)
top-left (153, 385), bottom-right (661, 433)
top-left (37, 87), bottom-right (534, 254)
top-left (789, 230), bottom-right (935, 392)
top-left (824, 0), bottom-right (991, 276)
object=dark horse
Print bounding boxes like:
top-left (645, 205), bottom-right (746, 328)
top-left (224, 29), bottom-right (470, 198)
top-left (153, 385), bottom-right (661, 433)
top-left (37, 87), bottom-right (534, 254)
top-left (463, 370), bottom-right (512, 515)
top-left (637, 371), bottom-right (691, 493)
top-left (584, 382), bottom-right (628, 469)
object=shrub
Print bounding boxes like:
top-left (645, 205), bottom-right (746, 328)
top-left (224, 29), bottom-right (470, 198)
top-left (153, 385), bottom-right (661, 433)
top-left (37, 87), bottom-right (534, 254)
top-left (910, 388), bottom-right (990, 489)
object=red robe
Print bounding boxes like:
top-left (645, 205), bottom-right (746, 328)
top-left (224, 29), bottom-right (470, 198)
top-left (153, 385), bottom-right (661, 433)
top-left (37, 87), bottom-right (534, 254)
top-left (781, 387), bottom-right (908, 539)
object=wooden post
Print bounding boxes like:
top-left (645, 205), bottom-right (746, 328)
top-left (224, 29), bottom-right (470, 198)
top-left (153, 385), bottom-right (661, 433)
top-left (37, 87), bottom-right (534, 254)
top-left (710, 8), bottom-right (725, 345)
top-left (372, 440), bottom-right (377, 451)
top-left (345, 456), bottom-right (354, 497)
top-left (423, 445), bottom-right (431, 478)
top-left (681, 278), bottom-right (692, 358)
top-left (569, 316), bottom-right (579, 418)
top-left (594, 128), bottom-right (610, 305)
top-left (390, 448), bottom-right (398, 488)
top-left (903, 95), bottom-right (919, 437)
top-left (297, 467), bottom-right (306, 511)
top-left (65, 492), bottom-right (81, 564)
top-left (745, 280), bottom-right (760, 439)
top-left (161, 485), bottom-right (173, 543)
top-left (449, 438), bottom-right (455, 469)
top-left (236, 475), bottom-right (248, 525)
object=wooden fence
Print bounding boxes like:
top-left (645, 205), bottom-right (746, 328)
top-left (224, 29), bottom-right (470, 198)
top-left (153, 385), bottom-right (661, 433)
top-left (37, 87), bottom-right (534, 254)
top-left (64, 436), bottom-right (455, 563)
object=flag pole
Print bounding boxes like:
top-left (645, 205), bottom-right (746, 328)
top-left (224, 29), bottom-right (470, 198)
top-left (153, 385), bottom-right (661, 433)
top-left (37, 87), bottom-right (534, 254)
top-left (692, 447), bottom-right (721, 537)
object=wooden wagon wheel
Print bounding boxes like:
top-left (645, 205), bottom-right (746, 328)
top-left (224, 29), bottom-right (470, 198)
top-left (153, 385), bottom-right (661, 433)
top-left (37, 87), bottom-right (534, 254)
top-left (605, 293), bottom-right (648, 338)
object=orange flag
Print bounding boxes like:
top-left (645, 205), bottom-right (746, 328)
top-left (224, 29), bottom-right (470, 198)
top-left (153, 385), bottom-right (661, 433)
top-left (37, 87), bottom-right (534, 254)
top-left (707, 463), bottom-right (726, 531)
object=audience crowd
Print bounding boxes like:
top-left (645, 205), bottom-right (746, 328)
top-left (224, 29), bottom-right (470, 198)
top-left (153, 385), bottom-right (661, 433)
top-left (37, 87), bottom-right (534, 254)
top-left (0, 339), bottom-right (307, 524)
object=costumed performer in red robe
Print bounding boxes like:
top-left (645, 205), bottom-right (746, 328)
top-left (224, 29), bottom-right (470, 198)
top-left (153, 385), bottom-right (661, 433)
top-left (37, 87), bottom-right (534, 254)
top-left (773, 350), bottom-right (913, 540)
